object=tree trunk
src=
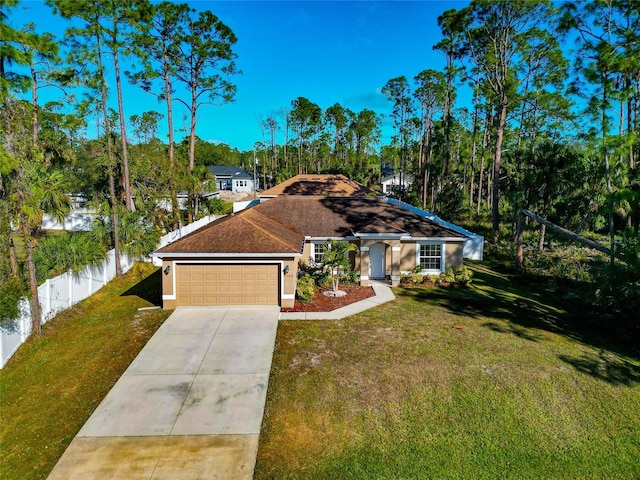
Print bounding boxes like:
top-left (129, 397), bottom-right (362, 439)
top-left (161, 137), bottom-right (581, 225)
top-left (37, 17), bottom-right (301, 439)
top-left (515, 211), bottom-right (524, 268)
top-left (9, 234), bottom-right (19, 278)
top-left (113, 46), bottom-right (134, 212)
top-left (163, 52), bottom-right (180, 228)
top-left (97, 33), bottom-right (122, 276)
top-left (477, 110), bottom-right (491, 214)
top-left (21, 219), bottom-right (42, 334)
top-left (108, 169), bottom-right (123, 276)
top-left (538, 197), bottom-right (548, 251)
top-left (188, 85), bottom-right (197, 173)
top-left (30, 63), bottom-right (39, 148)
top-left (492, 101), bottom-right (508, 243)
top-left (520, 209), bottom-right (622, 260)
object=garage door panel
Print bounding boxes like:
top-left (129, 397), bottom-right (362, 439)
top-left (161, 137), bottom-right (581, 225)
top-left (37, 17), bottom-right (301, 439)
top-left (176, 264), bottom-right (279, 306)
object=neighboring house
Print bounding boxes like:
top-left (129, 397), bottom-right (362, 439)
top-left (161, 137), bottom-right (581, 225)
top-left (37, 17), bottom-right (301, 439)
top-left (153, 174), bottom-right (472, 309)
top-left (42, 195), bottom-right (98, 231)
top-left (381, 172), bottom-right (414, 195)
top-left (156, 190), bottom-right (220, 212)
top-left (207, 165), bottom-right (256, 192)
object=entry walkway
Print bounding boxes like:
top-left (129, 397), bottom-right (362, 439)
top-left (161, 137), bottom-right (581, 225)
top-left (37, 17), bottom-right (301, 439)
top-left (47, 306), bottom-right (280, 480)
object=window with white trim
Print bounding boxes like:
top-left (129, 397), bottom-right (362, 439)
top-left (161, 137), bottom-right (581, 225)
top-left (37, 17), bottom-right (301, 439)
top-left (312, 243), bottom-right (327, 265)
top-left (418, 243), bottom-right (442, 271)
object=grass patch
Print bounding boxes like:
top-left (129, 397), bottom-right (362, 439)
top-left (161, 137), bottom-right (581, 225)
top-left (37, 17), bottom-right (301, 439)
top-left (0, 264), bottom-right (171, 480)
top-left (255, 262), bottom-right (640, 479)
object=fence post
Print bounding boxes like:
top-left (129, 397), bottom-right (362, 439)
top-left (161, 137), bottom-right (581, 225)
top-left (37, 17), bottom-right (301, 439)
top-left (20, 310), bottom-right (27, 342)
top-left (45, 279), bottom-right (51, 317)
top-left (68, 271), bottom-right (73, 307)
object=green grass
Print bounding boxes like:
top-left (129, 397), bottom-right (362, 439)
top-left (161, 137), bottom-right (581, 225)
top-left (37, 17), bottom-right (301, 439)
top-left (0, 263), bottom-right (171, 480)
top-left (255, 262), bottom-right (640, 479)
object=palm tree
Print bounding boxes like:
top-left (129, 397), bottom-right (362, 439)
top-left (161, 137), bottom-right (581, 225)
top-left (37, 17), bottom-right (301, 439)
top-left (9, 162), bottom-right (71, 334)
top-left (319, 240), bottom-right (359, 295)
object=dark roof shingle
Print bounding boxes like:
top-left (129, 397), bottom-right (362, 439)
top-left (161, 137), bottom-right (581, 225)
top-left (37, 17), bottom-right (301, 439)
top-left (155, 195), bottom-right (465, 256)
top-left (260, 174), bottom-right (373, 196)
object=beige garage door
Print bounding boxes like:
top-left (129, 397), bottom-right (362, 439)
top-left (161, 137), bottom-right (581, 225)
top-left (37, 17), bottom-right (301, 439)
top-left (176, 264), bottom-right (279, 306)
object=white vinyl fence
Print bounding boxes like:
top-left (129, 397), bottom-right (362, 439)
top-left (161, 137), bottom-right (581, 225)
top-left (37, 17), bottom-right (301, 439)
top-left (0, 214), bottom-right (219, 368)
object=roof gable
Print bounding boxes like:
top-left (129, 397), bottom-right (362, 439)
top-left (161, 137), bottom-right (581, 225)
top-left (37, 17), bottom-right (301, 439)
top-left (156, 207), bottom-right (304, 255)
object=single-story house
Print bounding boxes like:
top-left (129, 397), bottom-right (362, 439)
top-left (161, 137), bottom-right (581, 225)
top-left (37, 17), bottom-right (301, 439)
top-left (156, 190), bottom-right (220, 212)
top-left (153, 177), bottom-right (469, 309)
top-left (207, 165), bottom-right (257, 192)
top-left (381, 172), bottom-right (414, 195)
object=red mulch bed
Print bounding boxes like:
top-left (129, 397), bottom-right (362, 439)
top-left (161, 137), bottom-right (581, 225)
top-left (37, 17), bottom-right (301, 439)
top-left (281, 285), bottom-right (375, 312)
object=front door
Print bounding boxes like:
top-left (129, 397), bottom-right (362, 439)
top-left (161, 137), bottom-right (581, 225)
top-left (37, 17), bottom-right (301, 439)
top-left (370, 243), bottom-right (386, 279)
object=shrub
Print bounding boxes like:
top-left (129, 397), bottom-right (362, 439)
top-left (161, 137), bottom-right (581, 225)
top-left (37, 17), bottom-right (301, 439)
top-left (296, 274), bottom-right (316, 303)
top-left (425, 274), bottom-right (440, 284)
top-left (339, 269), bottom-right (359, 286)
top-left (299, 262), bottom-right (331, 287)
top-left (0, 278), bottom-right (25, 325)
top-left (400, 273), bottom-right (424, 285)
top-left (445, 266), bottom-right (473, 286)
top-left (34, 232), bottom-right (107, 282)
top-left (206, 197), bottom-right (232, 215)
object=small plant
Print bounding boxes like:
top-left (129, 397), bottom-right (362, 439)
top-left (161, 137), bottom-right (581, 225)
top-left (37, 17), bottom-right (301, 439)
top-left (339, 269), bottom-right (360, 286)
top-left (296, 274), bottom-right (316, 303)
top-left (425, 274), bottom-right (440, 284)
top-left (0, 278), bottom-right (25, 325)
top-left (319, 240), bottom-right (359, 294)
top-left (445, 266), bottom-right (473, 286)
top-left (299, 262), bottom-right (331, 287)
top-left (400, 272), bottom-right (424, 285)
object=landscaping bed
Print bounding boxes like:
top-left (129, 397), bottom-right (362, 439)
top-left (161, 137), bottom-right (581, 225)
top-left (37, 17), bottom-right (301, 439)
top-left (281, 285), bottom-right (374, 312)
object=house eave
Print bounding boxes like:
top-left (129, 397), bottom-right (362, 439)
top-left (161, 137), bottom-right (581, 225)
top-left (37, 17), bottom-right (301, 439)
top-left (354, 232), bottom-right (407, 238)
top-left (152, 252), bottom-right (302, 259)
top-left (410, 237), bottom-right (467, 242)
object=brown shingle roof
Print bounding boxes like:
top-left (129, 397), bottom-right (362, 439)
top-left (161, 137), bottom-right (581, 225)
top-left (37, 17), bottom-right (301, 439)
top-left (155, 196), bottom-right (465, 256)
top-left (156, 207), bottom-right (304, 255)
top-left (255, 196), bottom-right (466, 239)
top-left (260, 174), bottom-right (374, 196)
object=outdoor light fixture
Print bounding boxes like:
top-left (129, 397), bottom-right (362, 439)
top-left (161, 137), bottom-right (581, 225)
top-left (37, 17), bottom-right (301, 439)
top-left (283, 265), bottom-right (290, 275)
top-left (163, 265), bottom-right (171, 275)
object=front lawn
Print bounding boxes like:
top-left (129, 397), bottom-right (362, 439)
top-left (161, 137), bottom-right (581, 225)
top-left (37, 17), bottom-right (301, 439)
top-left (0, 264), bottom-right (171, 480)
top-left (255, 262), bottom-right (640, 479)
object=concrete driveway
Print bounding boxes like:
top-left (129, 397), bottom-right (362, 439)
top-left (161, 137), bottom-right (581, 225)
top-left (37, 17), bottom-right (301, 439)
top-left (48, 306), bottom-right (280, 480)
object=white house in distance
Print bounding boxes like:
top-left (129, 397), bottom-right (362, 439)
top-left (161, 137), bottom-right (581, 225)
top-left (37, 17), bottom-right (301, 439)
top-left (381, 171), bottom-right (414, 195)
top-left (42, 195), bottom-right (97, 231)
top-left (207, 165), bottom-right (257, 192)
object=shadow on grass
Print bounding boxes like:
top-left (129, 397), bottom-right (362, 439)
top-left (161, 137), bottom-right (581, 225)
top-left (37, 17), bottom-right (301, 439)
top-left (396, 262), bottom-right (640, 375)
top-left (120, 268), bottom-right (162, 306)
top-left (559, 351), bottom-right (640, 386)
top-left (482, 321), bottom-right (545, 342)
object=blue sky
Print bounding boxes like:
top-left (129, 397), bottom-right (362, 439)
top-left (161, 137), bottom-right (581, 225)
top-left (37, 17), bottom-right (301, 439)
top-left (11, 1), bottom-right (470, 151)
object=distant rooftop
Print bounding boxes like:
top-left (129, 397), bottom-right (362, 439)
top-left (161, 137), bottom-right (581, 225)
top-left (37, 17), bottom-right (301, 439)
top-left (207, 165), bottom-right (253, 178)
top-left (260, 174), bottom-right (374, 197)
